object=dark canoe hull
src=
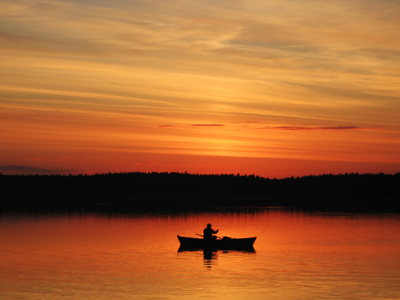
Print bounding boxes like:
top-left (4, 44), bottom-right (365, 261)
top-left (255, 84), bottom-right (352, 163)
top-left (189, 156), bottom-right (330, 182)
top-left (177, 235), bottom-right (256, 251)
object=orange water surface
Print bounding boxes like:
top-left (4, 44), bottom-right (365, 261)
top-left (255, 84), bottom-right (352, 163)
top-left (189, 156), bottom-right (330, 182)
top-left (1, 209), bottom-right (400, 299)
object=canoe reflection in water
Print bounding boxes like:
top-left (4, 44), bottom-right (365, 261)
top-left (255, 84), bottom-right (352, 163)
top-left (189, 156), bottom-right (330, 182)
top-left (202, 249), bottom-right (216, 269)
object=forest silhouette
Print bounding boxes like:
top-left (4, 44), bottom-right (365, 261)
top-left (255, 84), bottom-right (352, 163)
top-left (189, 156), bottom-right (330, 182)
top-left (1, 172), bottom-right (399, 212)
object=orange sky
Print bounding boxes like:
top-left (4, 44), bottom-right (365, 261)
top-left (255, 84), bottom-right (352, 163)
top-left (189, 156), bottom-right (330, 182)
top-left (1, 0), bottom-right (400, 177)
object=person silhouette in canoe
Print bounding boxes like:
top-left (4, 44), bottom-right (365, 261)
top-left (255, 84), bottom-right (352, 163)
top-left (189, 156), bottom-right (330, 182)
top-left (203, 224), bottom-right (219, 241)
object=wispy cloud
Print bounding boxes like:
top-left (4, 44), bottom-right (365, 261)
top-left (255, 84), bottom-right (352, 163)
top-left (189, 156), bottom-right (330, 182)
top-left (157, 124), bottom-right (226, 128)
top-left (191, 124), bottom-right (225, 127)
top-left (131, 162), bottom-right (156, 166)
top-left (0, 165), bottom-right (75, 174)
top-left (261, 126), bottom-right (381, 131)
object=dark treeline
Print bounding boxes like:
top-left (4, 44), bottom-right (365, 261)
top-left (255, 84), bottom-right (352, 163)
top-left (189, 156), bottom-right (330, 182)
top-left (1, 172), bottom-right (399, 212)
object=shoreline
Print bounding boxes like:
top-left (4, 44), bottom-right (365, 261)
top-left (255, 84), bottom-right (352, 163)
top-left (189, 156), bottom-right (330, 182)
top-left (1, 172), bottom-right (399, 213)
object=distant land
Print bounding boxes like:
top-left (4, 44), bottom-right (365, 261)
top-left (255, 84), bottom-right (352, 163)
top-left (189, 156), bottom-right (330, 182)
top-left (1, 172), bottom-right (399, 213)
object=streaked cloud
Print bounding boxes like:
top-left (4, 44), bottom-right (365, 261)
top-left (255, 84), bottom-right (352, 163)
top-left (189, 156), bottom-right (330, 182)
top-left (261, 126), bottom-right (379, 131)
top-left (191, 124), bottom-right (225, 127)
top-left (0, 165), bottom-right (74, 174)
top-left (131, 162), bottom-right (156, 166)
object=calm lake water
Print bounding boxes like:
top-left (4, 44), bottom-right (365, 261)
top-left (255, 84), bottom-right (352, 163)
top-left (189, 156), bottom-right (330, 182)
top-left (1, 209), bottom-right (400, 299)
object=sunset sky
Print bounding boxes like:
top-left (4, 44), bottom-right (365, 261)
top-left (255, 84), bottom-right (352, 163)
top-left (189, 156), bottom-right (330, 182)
top-left (1, 0), bottom-right (400, 178)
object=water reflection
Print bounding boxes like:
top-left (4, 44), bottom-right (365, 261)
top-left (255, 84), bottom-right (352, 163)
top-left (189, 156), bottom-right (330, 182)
top-left (1, 209), bottom-right (400, 300)
top-left (203, 249), bottom-right (217, 269)
top-left (178, 247), bottom-right (256, 270)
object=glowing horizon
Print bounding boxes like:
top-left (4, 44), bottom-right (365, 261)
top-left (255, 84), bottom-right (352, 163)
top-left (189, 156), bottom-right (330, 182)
top-left (1, 0), bottom-right (400, 178)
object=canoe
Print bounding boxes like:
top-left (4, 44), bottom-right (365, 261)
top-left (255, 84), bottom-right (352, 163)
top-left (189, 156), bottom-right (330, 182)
top-left (177, 235), bottom-right (256, 250)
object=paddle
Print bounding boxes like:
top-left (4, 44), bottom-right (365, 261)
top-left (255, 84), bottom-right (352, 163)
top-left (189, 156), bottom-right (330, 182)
top-left (196, 233), bottom-right (223, 240)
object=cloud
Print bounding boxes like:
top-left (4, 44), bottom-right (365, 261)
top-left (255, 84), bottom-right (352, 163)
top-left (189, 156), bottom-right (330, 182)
top-left (131, 162), bottom-right (156, 166)
top-left (191, 124), bottom-right (225, 127)
top-left (0, 165), bottom-right (75, 174)
top-left (158, 124), bottom-right (225, 128)
top-left (261, 126), bottom-right (380, 131)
